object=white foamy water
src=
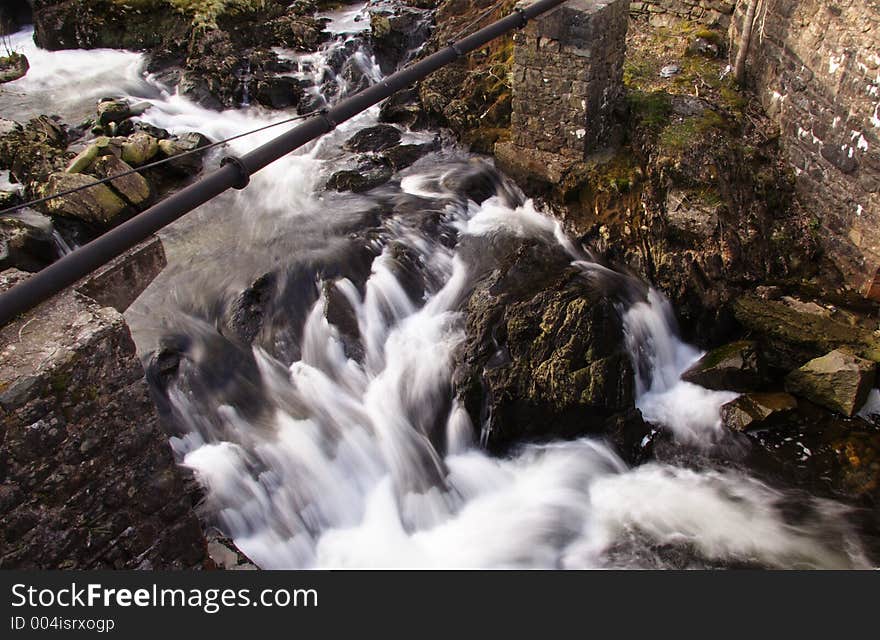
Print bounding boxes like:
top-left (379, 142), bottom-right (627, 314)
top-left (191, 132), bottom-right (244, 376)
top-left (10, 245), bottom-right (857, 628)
top-left (1, 28), bottom-right (153, 123)
top-left (4, 7), bottom-right (872, 569)
top-left (623, 290), bottom-right (739, 444)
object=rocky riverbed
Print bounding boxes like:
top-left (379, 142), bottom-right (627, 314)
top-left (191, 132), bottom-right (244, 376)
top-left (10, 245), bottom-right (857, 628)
top-left (1, 0), bottom-right (879, 568)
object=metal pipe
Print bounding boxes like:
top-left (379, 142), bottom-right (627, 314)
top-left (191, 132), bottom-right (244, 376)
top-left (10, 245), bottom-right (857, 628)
top-left (0, 0), bottom-right (567, 326)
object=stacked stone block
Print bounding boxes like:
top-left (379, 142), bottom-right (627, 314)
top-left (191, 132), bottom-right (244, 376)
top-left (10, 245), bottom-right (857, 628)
top-left (730, 0), bottom-right (880, 295)
top-left (629, 0), bottom-right (736, 28)
top-left (508, 0), bottom-right (628, 165)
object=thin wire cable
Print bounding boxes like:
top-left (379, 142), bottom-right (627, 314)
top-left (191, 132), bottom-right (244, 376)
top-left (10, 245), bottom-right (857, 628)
top-left (0, 109), bottom-right (322, 217)
top-left (450, 0), bottom-right (510, 42)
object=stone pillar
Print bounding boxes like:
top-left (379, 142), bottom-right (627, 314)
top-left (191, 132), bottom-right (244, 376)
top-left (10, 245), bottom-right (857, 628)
top-left (497, 0), bottom-right (628, 183)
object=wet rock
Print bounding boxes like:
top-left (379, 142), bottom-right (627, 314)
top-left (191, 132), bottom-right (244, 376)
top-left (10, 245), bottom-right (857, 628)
top-left (0, 209), bottom-right (56, 272)
top-left (343, 124), bottom-right (402, 153)
top-left (681, 340), bottom-right (766, 392)
top-left (91, 155), bottom-right (151, 209)
top-left (327, 156), bottom-right (393, 193)
top-left (96, 99), bottom-right (133, 126)
top-left (157, 132), bottom-right (211, 176)
top-left (121, 132), bottom-right (159, 166)
top-left (0, 52), bottom-right (29, 83)
top-left (721, 392), bottom-right (798, 432)
top-left (369, 4), bottom-right (432, 72)
top-left (455, 238), bottom-right (647, 460)
top-left (382, 141), bottom-right (437, 171)
top-left (785, 350), bottom-right (877, 417)
top-left (734, 294), bottom-right (880, 370)
top-left (0, 116), bottom-right (69, 184)
top-left (379, 87), bottom-right (424, 128)
top-left (254, 76), bottom-right (303, 110)
top-left (39, 172), bottom-right (129, 225)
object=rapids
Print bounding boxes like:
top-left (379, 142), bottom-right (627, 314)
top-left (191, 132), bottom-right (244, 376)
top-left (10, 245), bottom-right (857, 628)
top-left (0, 6), bottom-right (872, 569)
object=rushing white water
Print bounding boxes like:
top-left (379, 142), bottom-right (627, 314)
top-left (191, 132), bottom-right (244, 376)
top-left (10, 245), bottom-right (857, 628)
top-left (2, 10), bottom-right (872, 569)
top-left (623, 290), bottom-right (739, 444)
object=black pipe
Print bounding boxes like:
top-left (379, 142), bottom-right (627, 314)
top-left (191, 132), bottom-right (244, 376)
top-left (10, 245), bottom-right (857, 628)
top-left (0, 0), bottom-right (567, 326)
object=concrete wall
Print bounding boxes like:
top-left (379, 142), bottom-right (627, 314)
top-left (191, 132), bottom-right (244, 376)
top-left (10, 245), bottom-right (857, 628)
top-left (630, 0), bottom-right (735, 28)
top-left (730, 0), bottom-right (880, 295)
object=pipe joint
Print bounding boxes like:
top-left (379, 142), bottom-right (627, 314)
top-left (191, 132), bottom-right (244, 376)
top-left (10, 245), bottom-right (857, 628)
top-left (220, 156), bottom-right (251, 190)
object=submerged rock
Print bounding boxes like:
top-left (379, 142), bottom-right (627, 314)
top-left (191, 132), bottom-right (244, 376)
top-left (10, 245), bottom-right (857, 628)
top-left (343, 124), bottom-right (402, 152)
top-left (721, 392), bottom-right (798, 432)
top-left (785, 350), bottom-right (876, 417)
top-left (681, 340), bottom-right (766, 392)
top-left (383, 141), bottom-right (438, 171)
top-left (0, 53), bottom-right (29, 83)
top-left (327, 158), bottom-right (393, 193)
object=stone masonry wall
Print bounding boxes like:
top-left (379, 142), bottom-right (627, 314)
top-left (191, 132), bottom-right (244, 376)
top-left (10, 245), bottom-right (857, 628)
top-left (509, 0), bottom-right (628, 161)
top-left (0, 240), bottom-right (210, 569)
top-left (629, 0), bottom-right (735, 28)
top-left (730, 0), bottom-right (880, 295)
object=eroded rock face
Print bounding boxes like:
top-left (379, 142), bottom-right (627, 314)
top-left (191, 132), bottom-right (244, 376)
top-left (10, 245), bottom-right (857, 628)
top-left (785, 350), bottom-right (877, 418)
top-left (454, 239), bottom-right (648, 461)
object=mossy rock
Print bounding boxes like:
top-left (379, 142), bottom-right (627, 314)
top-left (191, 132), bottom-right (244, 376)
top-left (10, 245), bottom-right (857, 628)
top-left (734, 295), bottom-right (880, 369)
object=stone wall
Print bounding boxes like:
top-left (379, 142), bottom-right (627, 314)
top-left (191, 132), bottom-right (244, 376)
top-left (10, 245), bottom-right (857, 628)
top-left (629, 0), bottom-right (735, 28)
top-left (730, 0), bottom-right (880, 296)
top-left (0, 239), bottom-right (210, 569)
top-left (498, 0), bottom-right (628, 182)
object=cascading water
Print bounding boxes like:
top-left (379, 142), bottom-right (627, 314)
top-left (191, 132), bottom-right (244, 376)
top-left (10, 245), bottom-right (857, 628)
top-left (2, 6), bottom-right (873, 569)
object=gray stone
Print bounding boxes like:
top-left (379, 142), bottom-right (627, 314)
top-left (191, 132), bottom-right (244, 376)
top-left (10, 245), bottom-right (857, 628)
top-left (0, 242), bottom-right (205, 568)
top-left (39, 172), bottom-right (129, 225)
top-left (785, 349), bottom-right (877, 417)
top-left (503, 0), bottom-right (628, 179)
top-left (682, 340), bottom-right (765, 392)
top-left (721, 392), bottom-right (798, 432)
top-left (75, 236), bottom-right (166, 313)
top-left (91, 155), bottom-right (151, 209)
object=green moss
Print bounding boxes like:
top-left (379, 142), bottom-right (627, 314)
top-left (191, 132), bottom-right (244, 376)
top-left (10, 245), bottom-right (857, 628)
top-left (627, 90), bottom-right (672, 128)
top-left (659, 109), bottom-right (728, 150)
top-left (693, 28), bottom-right (723, 45)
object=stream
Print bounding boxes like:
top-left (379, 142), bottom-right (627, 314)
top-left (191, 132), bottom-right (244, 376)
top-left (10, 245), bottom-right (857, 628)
top-left (1, 4), bottom-right (873, 569)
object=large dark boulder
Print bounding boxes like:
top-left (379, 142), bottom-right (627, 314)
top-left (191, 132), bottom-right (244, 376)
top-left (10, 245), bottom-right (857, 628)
top-left (454, 239), bottom-right (648, 461)
top-left (343, 124), bottom-right (402, 153)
